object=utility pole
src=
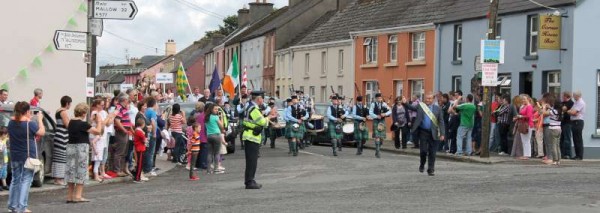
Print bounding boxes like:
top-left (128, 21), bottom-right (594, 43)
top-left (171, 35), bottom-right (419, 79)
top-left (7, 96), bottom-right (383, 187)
top-left (87, 0), bottom-right (97, 104)
top-left (480, 0), bottom-right (499, 158)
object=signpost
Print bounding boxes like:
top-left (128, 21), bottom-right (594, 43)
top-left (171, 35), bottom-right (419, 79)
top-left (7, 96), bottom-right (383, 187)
top-left (53, 30), bottom-right (87, 51)
top-left (93, 0), bottom-right (138, 20)
top-left (89, 19), bottom-right (103, 37)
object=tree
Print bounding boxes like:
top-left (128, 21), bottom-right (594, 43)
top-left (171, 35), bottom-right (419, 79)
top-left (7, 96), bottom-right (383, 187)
top-left (203, 15), bottom-right (238, 39)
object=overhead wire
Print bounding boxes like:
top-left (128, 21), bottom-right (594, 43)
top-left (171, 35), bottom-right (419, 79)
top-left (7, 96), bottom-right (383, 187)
top-left (527, 0), bottom-right (558, 10)
top-left (104, 30), bottom-right (165, 53)
top-left (173, 0), bottom-right (226, 20)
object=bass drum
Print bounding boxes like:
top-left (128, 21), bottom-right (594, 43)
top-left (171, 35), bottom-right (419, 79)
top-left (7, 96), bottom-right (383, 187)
top-left (342, 120), bottom-right (354, 134)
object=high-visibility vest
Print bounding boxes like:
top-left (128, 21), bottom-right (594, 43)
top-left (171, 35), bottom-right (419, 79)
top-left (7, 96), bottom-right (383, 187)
top-left (242, 105), bottom-right (267, 144)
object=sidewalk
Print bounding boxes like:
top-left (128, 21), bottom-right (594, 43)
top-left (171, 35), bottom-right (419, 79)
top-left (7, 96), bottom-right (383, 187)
top-left (364, 140), bottom-right (600, 165)
top-left (0, 155), bottom-right (176, 196)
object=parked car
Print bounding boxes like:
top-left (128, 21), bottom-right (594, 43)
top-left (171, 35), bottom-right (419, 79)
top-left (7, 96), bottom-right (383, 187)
top-left (0, 105), bottom-right (55, 187)
top-left (306, 103), bottom-right (357, 147)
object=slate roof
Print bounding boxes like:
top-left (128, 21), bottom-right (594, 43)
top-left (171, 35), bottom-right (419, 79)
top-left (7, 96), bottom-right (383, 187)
top-left (361, 0), bottom-right (450, 31)
top-left (439, 0), bottom-right (576, 23)
top-left (280, 10), bottom-right (337, 49)
top-left (95, 73), bottom-right (116, 82)
top-left (241, 0), bottom-right (324, 41)
top-left (138, 55), bottom-right (166, 68)
top-left (225, 6), bottom-right (289, 46)
top-left (108, 74), bottom-right (125, 84)
top-left (169, 41), bottom-right (214, 73)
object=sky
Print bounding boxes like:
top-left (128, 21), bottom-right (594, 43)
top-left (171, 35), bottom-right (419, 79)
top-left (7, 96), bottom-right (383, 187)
top-left (96, 0), bottom-right (287, 67)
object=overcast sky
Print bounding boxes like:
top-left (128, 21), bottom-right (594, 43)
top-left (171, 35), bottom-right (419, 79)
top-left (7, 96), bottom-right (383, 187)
top-left (97, 0), bottom-right (287, 66)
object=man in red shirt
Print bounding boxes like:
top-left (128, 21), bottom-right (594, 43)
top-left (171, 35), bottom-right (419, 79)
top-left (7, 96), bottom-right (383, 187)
top-left (29, 88), bottom-right (43, 107)
top-left (489, 94), bottom-right (500, 153)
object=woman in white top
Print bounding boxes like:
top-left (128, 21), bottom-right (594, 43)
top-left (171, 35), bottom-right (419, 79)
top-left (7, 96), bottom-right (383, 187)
top-left (165, 88), bottom-right (175, 103)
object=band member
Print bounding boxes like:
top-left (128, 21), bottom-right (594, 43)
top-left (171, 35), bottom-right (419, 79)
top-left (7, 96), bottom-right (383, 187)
top-left (327, 95), bottom-right (348, 156)
top-left (351, 96), bottom-right (370, 155)
top-left (285, 95), bottom-right (308, 156)
top-left (267, 102), bottom-right (279, 148)
top-left (402, 93), bottom-right (445, 176)
top-left (369, 93), bottom-right (391, 158)
top-left (283, 98), bottom-right (293, 154)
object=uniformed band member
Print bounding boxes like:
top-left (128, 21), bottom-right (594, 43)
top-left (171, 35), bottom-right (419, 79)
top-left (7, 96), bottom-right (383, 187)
top-left (237, 94), bottom-right (249, 149)
top-left (283, 98), bottom-right (293, 154)
top-left (327, 95), bottom-right (348, 156)
top-left (242, 91), bottom-right (274, 189)
top-left (351, 96), bottom-right (370, 155)
top-left (403, 92), bottom-right (445, 176)
top-left (285, 95), bottom-right (308, 156)
top-left (369, 93), bottom-right (391, 158)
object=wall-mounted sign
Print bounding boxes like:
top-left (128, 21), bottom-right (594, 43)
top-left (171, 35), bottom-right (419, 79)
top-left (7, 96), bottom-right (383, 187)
top-left (480, 40), bottom-right (505, 64)
top-left (539, 15), bottom-right (561, 50)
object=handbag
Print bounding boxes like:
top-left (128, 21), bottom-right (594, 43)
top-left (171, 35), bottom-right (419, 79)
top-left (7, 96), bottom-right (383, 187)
top-left (219, 142), bottom-right (228, 155)
top-left (517, 119), bottom-right (529, 134)
top-left (24, 121), bottom-right (43, 173)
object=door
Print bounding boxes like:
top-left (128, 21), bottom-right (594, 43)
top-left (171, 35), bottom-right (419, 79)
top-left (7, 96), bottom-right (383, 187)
top-left (519, 72), bottom-right (533, 96)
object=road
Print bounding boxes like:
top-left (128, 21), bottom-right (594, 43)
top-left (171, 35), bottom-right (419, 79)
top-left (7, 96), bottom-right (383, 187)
top-left (19, 140), bottom-right (600, 213)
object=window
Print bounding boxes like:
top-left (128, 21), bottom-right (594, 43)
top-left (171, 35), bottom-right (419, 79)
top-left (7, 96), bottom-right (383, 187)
top-left (395, 81), bottom-right (403, 98)
top-left (453, 25), bottom-right (462, 61)
top-left (337, 86), bottom-right (343, 96)
top-left (365, 81), bottom-right (378, 103)
top-left (309, 86), bottom-right (315, 99)
top-left (412, 32), bottom-right (426, 61)
top-left (304, 53), bottom-right (310, 76)
top-left (321, 86), bottom-right (327, 103)
top-left (497, 74), bottom-right (512, 96)
top-left (299, 86), bottom-right (304, 93)
top-left (547, 72), bottom-right (561, 95)
top-left (410, 80), bottom-right (424, 100)
top-left (452, 76), bottom-right (462, 92)
top-left (596, 71), bottom-right (600, 130)
top-left (321, 51), bottom-right (327, 75)
top-left (388, 35), bottom-right (398, 62)
top-left (364, 37), bottom-right (378, 63)
top-left (527, 15), bottom-right (539, 56)
top-left (496, 19), bottom-right (502, 39)
top-left (338, 50), bottom-right (344, 74)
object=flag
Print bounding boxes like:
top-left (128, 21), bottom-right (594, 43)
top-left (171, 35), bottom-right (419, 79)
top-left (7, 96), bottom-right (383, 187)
top-left (241, 67), bottom-right (247, 87)
top-left (208, 65), bottom-right (220, 97)
top-left (222, 51), bottom-right (239, 96)
top-left (176, 62), bottom-right (190, 101)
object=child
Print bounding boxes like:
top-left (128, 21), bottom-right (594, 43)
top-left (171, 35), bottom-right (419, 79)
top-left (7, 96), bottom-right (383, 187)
top-left (133, 118), bottom-right (148, 183)
top-left (187, 123), bottom-right (201, 181)
top-left (185, 116), bottom-right (196, 170)
top-left (160, 128), bottom-right (170, 157)
top-left (0, 127), bottom-right (8, 191)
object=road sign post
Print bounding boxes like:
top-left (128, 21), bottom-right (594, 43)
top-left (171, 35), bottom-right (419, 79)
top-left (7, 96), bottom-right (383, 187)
top-left (93, 0), bottom-right (138, 20)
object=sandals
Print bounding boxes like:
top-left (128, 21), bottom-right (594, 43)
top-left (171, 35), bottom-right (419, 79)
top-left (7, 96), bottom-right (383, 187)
top-left (73, 198), bottom-right (91, 203)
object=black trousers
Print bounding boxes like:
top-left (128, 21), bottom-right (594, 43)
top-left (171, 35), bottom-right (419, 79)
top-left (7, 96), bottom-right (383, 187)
top-left (244, 141), bottom-right (260, 185)
top-left (189, 151), bottom-right (199, 178)
top-left (497, 123), bottom-right (511, 154)
top-left (560, 122), bottom-right (573, 157)
top-left (393, 126), bottom-right (409, 148)
top-left (571, 120), bottom-right (584, 159)
top-left (419, 129), bottom-right (439, 172)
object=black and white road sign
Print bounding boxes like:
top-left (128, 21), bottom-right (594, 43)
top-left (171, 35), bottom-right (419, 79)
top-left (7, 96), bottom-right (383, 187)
top-left (53, 30), bottom-right (87, 51)
top-left (90, 19), bottom-right (103, 37)
top-left (94, 0), bottom-right (138, 20)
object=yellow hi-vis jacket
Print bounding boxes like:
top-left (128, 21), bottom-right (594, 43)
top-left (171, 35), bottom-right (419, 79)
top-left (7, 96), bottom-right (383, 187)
top-left (242, 104), bottom-right (268, 144)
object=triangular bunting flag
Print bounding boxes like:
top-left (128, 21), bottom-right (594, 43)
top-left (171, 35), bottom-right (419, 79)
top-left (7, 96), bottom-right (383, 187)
top-left (68, 17), bottom-right (78, 27)
top-left (33, 57), bottom-right (42, 67)
top-left (45, 44), bottom-right (54, 53)
top-left (78, 3), bottom-right (88, 13)
top-left (19, 69), bottom-right (28, 79)
top-left (0, 83), bottom-right (8, 91)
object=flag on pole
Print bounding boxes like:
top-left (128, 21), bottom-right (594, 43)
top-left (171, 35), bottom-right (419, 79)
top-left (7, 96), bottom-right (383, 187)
top-left (241, 66), bottom-right (248, 87)
top-left (208, 65), bottom-right (220, 96)
top-left (176, 62), bottom-right (190, 101)
top-left (222, 51), bottom-right (239, 96)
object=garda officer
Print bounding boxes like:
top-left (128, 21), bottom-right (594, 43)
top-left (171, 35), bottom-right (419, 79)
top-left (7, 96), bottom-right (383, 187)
top-left (369, 93), bottom-right (391, 158)
top-left (402, 93), bottom-right (445, 176)
top-left (352, 96), bottom-right (370, 155)
top-left (285, 95), bottom-right (308, 156)
top-left (327, 95), bottom-right (348, 156)
top-left (242, 91), bottom-right (274, 189)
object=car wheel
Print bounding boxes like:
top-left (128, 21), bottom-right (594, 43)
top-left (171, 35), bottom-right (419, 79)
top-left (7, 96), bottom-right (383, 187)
top-left (31, 158), bottom-right (45, 187)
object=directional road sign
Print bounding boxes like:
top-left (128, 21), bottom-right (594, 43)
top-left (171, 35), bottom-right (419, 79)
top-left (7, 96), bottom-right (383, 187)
top-left (53, 30), bottom-right (87, 51)
top-left (90, 19), bottom-right (103, 37)
top-left (94, 0), bottom-right (138, 20)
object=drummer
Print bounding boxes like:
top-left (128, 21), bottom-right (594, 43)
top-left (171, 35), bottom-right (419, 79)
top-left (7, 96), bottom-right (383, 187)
top-left (369, 93), bottom-right (392, 158)
top-left (285, 95), bottom-right (308, 156)
top-left (351, 96), bottom-right (370, 155)
top-left (326, 95), bottom-right (348, 156)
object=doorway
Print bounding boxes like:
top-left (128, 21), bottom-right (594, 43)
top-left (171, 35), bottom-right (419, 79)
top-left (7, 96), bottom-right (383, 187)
top-left (519, 72), bottom-right (533, 96)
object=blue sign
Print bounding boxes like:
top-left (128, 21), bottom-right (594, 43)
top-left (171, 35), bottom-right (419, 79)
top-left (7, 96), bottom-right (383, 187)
top-left (480, 40), bottom-right (505, 64)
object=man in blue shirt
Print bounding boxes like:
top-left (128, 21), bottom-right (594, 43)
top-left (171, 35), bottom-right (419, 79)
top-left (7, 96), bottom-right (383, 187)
top-left (285, 96), bottom-right (308, 156)
top-left (369, 93), bottom-right (391, 158)
top-left (143, 98), bottom-right (158, 177)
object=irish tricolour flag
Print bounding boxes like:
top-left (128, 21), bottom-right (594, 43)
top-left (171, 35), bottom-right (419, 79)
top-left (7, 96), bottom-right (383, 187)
top-left (222, 50), bottom-right (239, 96)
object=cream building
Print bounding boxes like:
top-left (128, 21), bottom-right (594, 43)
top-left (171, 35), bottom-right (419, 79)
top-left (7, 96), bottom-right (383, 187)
top-left (0, 1), bottom-right (87, 109)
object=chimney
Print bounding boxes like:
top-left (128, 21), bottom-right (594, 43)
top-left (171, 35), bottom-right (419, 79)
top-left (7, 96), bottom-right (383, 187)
top-left (238, 6), bottom-right (250, 27)
top-left (289, 0), bottom-right (302, 7)
top-left (249, 0), bottom-right (273, 24)
top-left (129, 57), bottom-right (141, 67)
top-left (165, 39), bottom-right (176, 56)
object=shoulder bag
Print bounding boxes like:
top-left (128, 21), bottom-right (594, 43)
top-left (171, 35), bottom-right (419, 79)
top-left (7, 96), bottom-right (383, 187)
top-left (24, 121), bottom-right (43, 173)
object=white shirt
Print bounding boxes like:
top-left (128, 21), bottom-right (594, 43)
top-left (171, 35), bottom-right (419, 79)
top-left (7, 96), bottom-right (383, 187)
top-left (188, 93), bottom-right (202, 102)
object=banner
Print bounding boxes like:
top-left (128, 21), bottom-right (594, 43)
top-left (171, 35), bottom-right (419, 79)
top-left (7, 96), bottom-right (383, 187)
top-left (539, 15), bottom-right (561, 50)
